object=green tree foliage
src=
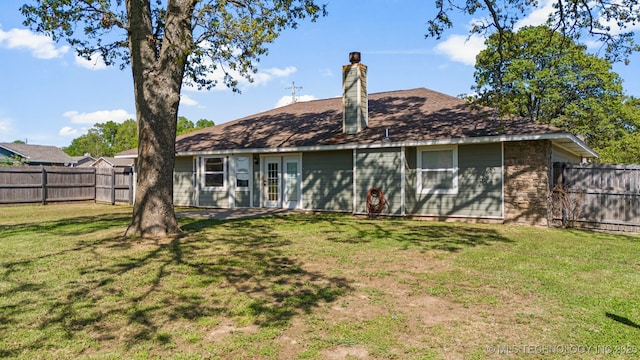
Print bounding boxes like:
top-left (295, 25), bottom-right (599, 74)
top-left (473, 25), bottom-right (640, 163)
top-left (21, 0), bottom-right (324, 237)
top-left (177, 117), bottom-right (215, 135)
top-left (594, 98), bottom-right (640, 163)
top-left (195, 119), bottom-right (215, 129)
top-left (113, 119), bottom-right (138, 154)
top-left (63, 120), bottom-right (127, 157)
top-left (427, 0), bottom-right (640, 63)
top-left (63, 117), bottom-right (214, 157)
top-left (0, 154), bottom-right (25, 166)
top-left (176, 116), bottom-right (195, 136)
top-left (64, 129), bottom-right (110, 157)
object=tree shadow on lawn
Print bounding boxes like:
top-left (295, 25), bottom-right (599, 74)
top-left (0, 215), bottom-right (352, 357)
top-left (0, 213), bottom-right (132, 238)
top-left (277, 213), bottom-right (513, 252)
top-left (606, 312), bottom-right (640, 330)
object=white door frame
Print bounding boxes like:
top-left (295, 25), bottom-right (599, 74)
top-left (283, 155), bottom-right (302, 209)
top-left (261, 154), bottom-right (302, 209)
top-left (263, 156), bottom-right (281, 208)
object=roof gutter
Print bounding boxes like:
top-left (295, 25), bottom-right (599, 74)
top-left (123, 132), bottom-right (595, 159)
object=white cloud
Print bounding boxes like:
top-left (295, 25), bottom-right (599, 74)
top-left (59, 126), bottom-right (82, 137)
top-left (264, 66), bottom-right (297, 78)
top-left (0, 27), bottom-right (69, 59)
top-left (320, 68), bottom-right (334, 77)
top-left (367, 49), bottom-right (431, 55)
top-left (514, 0), bottom-right (640, 35)
top-left (275, 94), bottom-right (317, 108)
top-left (434, 34), bottom-right (486, 66)
top-left (63, 109), bottom-right (134, 124)
top-left (515, 0), bottom-right (555, 30)
top-left (184, 63), bottom-right (298, 92)
top-left (240, 66), bottom-right (297, 88)
top-left (597, 4), bottom-right (640, 35)
top-left (74, 53), bottom-right (107, 70)
top-left (0, 116), bottom-right (12, 133)
top-left (433, 0), bottom-right (560, 66)
top-left (180, 94), bottom-right (199, 106)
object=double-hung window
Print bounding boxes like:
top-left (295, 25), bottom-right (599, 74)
top-left (203, 157), bottom-right (225, 189)
top-left (417, 145), bottom-right (458, 194)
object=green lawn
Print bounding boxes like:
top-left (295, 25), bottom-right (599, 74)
top-left (1, 203), bottom-right (639, 359)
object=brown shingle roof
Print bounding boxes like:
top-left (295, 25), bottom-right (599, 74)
top-left (0, 142), bottom-right (75, 165)
top-left (175, 88), bottom-right (566, 151)
top-left (117, 88), bottom-right (594, 157)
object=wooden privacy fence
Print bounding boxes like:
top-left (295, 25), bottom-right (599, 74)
top-left (551, 162), bottom-right (640, 232)
top-left (0, 166), bottom-right (133, 205)
top-left (95, 168), bottom-right (134, 204)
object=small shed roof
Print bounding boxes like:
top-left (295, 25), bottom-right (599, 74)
top-left (91, 157), bottom-right (134, 168)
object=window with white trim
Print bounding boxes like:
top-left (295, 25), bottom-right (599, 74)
top-left (417, 145), bottom-right (458, 194)
top-left (235, 156), bottom-right (250, 189)
top-left (203, 157), bottom-right (225, 189)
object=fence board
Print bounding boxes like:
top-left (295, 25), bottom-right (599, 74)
top-left (0, 166), bottom-right (132, 205)
top-left (552, 162), bottom-right (640, 232)
top-left (95, 168), bottom-right (133, 204)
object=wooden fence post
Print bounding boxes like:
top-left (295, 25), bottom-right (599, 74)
top-left (111, 168), bottom-right (116, 205)
top-left (561, 162), bottom-right (568, 227)
top-left (128, 169), bottom-right (134, 205)
top-left (41, 167), bottom-right (47, 205)
top-left (93, 168), bottom-right (97, 203)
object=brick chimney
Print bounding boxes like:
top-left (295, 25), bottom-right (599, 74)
top-left (342, 52), bottom-right (368, 134)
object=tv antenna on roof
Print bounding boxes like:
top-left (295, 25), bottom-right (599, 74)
top-left (286, 81), bottom-right (303, 104)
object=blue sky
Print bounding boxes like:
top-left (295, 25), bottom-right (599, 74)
top-left (1, 0), bottom-right (639, 148)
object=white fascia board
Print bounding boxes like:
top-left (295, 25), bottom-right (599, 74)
top-left (114, 154), bottom-right (138, 159)
top-left (0, 144), bottom-right (28, 159)
top-left (174, 133), bottom-right (597, 158)
top-left (97, 157), bottom-right (116, 167)
top-left (548, 135), bottom-right (599, 158)
top-left (113, 133), bottom-right (595, 159)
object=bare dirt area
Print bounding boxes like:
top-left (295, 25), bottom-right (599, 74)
top-left (9, 207), bottom-right (628, 359)
top-left (269, 247), bottom-right (548, 359)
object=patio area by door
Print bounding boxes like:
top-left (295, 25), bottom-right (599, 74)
top-left (262, 155), bottom-right (301, 209)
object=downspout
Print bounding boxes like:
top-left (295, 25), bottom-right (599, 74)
top-left (352, 149), bottom-right (357, 214)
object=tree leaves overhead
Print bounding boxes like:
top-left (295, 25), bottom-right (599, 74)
top-left (21, 0), bottom-right (130, 68)
top-left (21, 0), bottom-right (326, 88)
top-left (472, 25), bottom-right (640, 163)
top-left (426, 0), bottom-right (640, 63)
top-left (22, 0), bottom-right (325, 237)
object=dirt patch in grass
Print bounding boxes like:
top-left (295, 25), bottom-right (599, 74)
top-left (322, 345), bottom-right (370, 359)
top-left (273, 243), bottom-right (550, 359)
top-left (207, 321), bottom-right (259, 342)
top-left (3, 208), bottom-right (638, 359)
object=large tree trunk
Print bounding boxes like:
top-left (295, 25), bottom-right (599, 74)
top-left (125, 0), bottom-right (194, 237)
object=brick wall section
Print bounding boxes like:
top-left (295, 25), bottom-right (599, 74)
top-left (503, 140), bottom-right (552, 226)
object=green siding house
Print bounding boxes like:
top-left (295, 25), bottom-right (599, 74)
top-left (118, 52), bottom-right (596, 226)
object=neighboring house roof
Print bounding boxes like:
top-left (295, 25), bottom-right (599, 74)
top-left (91, 157), bottom-right (134, 168)
top-left (71, 155), bottom-right (97, 167)
top-left (117, 88), bottom-right (597, 158)
top-left (0, 142), bottom-right (75, 165)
